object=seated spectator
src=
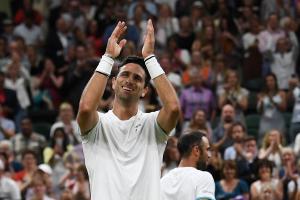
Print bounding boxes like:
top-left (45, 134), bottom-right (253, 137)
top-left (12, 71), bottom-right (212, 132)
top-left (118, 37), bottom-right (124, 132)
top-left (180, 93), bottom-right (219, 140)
top-left (217, 70), bottom-right (249, 124)
top-left (206, 146), bottom-right (223, 181)
top-left (224, 122), bottom-right (247, 160)
top-left (257, 73), bottom-right (286, 143)
top-left (28, 173), bottom-right (55, 200)
top-left (50, 102), bottom-right (80, 145)
top-left (12, 150), bottom-right (38, 197)
top-left (250, 159), bottom-right (283, 200)
top-left (213, 104), bottom-right (236, 154)
top-left (236, 136), bottom-right (259, 186)
top-left (25, 164), bottom-right (54, 200)
top-left (183, 109), bottom-right (212, 140)
top-left (0, 104), bottom-right (15, 140)
top-left (43, 127), bottom-right (71, 194)
top-left (0, 140), bottom-right (22, 173)
top-left (11, 117), bottom-right (47, 163)
top-left (161, 137), bottom-right (180, 177)
top-left (215, 160), bottom-right (249, 200)
top-left (279, 147), bottom-right (298, 200)
top-left (258, 129), bottom-right (284, 177)
top-left (71, 164), bottom-right (90, 200)
top-left (0, 159), bottom-right (21, 199)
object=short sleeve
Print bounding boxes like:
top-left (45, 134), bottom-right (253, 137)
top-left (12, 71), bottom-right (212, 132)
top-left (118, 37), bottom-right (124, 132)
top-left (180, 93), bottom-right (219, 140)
top-left (196, 172), bottom-right (216, 200)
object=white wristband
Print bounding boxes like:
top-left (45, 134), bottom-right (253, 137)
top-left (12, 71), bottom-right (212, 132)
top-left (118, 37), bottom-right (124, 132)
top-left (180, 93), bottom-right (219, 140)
top-left (95, 54), bottom-right (114, 76)
top-left (144, 54), bottom-right (165, 79)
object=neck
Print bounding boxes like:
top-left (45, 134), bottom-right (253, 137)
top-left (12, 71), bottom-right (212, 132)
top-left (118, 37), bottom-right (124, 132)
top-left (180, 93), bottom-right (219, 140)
top-left (112, 100), bottom-right (139, 120)
top-left (178, 158), bottom-right (196, 168)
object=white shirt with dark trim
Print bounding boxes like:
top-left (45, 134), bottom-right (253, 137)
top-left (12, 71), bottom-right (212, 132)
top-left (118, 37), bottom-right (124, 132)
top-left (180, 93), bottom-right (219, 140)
top-left (160, 167), bottom-right (215, 200)
top-left (80, 110), bottom-right (168, 200)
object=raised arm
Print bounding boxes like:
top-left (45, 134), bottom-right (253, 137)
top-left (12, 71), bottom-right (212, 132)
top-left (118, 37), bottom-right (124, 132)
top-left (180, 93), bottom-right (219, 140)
top-left (77, 21), bottom-right (127, 134)
top-left (142, 19), bottom-right (180, 133)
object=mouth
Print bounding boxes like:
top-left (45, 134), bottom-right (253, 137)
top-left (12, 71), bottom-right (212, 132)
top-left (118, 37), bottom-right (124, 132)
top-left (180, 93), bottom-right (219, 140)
top-left (122, 86), bottom-right (133, 92)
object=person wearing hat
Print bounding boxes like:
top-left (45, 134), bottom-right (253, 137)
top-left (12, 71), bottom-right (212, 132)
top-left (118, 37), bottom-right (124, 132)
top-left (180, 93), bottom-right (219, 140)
top-left (0, 159), bottom-right (21, 200)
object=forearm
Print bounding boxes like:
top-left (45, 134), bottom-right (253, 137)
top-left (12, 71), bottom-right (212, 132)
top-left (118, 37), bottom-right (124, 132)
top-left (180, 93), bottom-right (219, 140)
top-left (77, 54), bottom-right (114, 133)
top-left (154, 75), bottom-right (180, 122)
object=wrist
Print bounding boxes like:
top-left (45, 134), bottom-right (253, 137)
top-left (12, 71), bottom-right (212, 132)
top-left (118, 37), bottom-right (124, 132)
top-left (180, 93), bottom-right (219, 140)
top-left (144, 55), bottom-right (165, 79)
top-left (95, 54), bottom-right (114, 76)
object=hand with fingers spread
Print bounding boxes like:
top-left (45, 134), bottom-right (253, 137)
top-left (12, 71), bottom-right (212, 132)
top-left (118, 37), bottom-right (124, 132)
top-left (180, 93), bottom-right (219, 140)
top-left (142, 19), bottom-right (155, 58)
top-left (105, 21), bottom-right (127, 58)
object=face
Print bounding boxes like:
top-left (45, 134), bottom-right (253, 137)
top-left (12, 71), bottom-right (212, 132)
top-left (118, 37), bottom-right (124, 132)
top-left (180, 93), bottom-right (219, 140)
top-left (113, 63), bottom-right (148, 103)
top-left (223, 165), bottom-right (236, 179)
top-left (244, 140), bottom-right (257, 154)
top-left (266, 75), bottom-right (276, 90)
top-left (227, 71), bottom-right (238, 87)
top-left (268, 130), bottom-right (280, 144)
top-left (194, 110), bottom-right (206, 125)
top-left (222, 105), bottom-right (235, 123)
top-left (269, 15), bottom-right (278, 30)
top-left (60, 106), bottom-right (74, 122)
top-left (259, 165), bottom-right (271, 180)
top-left (231, 125), bottom-right (244, 142)
top-left (282, 151), bottom-right (294, 165)
top-left (21, 119), bottom-right (33, 136)
top-left (22, 153), bottom-right (37, 168)
top-left (196, 137), bottom-right (211, 170)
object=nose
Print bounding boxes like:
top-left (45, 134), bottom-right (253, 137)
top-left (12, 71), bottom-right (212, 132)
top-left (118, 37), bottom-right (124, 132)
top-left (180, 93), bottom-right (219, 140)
top-left (207, 150), bottom-right (211, 158)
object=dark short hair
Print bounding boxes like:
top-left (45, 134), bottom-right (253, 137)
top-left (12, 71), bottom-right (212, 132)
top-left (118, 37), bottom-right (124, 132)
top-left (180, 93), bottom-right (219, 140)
top-left (177, 131), bottom-right (205, 158)
top-left (257, 159), bottom-right (274, 173)
top-left (243, 135), bottom-right (256, 143)
top-left (21, 149), bottom-right (37, 160)
top-left (118, 56), bottom-right (151, 87)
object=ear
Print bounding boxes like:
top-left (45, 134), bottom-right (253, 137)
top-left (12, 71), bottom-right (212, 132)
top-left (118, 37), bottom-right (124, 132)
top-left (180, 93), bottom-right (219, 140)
top-left (112, 77), bottom-right (116, 90)
top-left (141, 86), bottom-right (149, 98)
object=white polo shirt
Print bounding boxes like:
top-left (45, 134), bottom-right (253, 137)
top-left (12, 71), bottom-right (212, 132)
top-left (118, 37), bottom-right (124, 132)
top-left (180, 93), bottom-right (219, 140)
top-left (160, 167), bottom-right (215, 200)
top-left (81, 110), bottom-right (168, 200)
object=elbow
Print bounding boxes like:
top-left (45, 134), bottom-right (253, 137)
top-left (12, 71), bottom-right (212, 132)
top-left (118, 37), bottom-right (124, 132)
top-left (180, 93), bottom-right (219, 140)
top-left (168, 101), bottom-right (181, 118)
top-left (77, 100), bottom-right (94, 118)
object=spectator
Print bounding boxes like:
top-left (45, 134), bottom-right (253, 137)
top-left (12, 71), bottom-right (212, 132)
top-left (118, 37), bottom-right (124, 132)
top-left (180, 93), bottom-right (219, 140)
top-left (223, 122), bottom-right (247, 160)
top-left (11, 117), bottom-right (47, 163)
top-left (72, 164), bottom-right (90, 200)
top-left (250, 159), bottom-right (283, 200)
top-left (183, 109), bottom-right (212, 140)
top-left (180, 69), bottom-right (216, 128)
top-left (236, 136), bottom-right (260, 186)
top-left (270, 37), bottom-right (298, 90)
top-left (0, 159), bottom-right (21, 200)
top-left (12, 150), bottom-right (38, 197)
top-left (215, 160), bottom-right (249, 200)
top-left (161, 136), bottom-right (180, 177)
top-left (257, 73), bottom-right (286, 143)
top-left (212, 104), bottom-right (236, 154)
top-left (217, 70), bottom-right (249, 124)
top-left (13, 10), bottom-right (43, 46)
top-left (258, 129), bottom-right (283, 176)
top-left (0, 104), bottom-right (15, 140)
top-left (49, 102), bottom-right (80, 145)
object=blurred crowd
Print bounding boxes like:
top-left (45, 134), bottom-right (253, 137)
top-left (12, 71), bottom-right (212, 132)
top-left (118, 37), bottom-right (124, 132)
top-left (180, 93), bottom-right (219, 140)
top-left (1, 0), bottom-right (300, 199)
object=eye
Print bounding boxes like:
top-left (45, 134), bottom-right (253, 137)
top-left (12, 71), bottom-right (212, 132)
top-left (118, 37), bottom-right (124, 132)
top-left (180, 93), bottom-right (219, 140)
top-left (133, 74), bottom-right (143, 82)
top-left (119, 71), bottom-right (129, 77)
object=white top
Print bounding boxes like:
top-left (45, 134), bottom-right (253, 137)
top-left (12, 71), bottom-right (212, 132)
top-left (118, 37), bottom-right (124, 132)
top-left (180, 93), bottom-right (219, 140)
top-left (13, 23), bottom-right (43, 46)
top-left (0, 176), bottom-right (21, 200)
top-left (224, 146), bottom-right (237, 160)
top-left (81, 110), bottom-right (168, 200)
top-left (160, 167), bottom-right (215, 200)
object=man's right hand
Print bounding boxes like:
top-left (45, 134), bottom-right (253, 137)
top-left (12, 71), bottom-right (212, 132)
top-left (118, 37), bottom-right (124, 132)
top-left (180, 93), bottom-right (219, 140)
top-left (105, 21), bottom-right (127, 58)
